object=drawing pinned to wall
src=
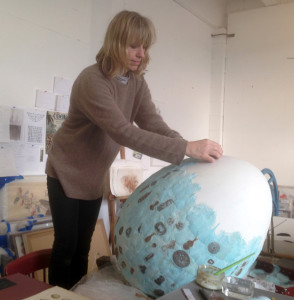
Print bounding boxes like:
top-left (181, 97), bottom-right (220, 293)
top-left (46, 111), bottom-right (67, 153)
top-left (10, 107), bottom-right (24, 141)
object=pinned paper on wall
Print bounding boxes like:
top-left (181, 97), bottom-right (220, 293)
top-left (10, 107), bottom-right (25, 142)
top-left (53, 76), bottom-right (73, 95)
top-left (35, 90), bottom-right (56, 111)
top-left (55, 94), bottom-right (70, 113)
top-left (0, 143), bottom-right (19, 177)
top-left (23, 108), bottom-right (46, 145)
top-left (0, 105), bottom-right (11, 143)
top-left (12, 143), bottom-right (46, 175)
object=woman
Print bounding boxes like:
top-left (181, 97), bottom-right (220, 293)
top-left (46, 10), bottom-right (223, 289)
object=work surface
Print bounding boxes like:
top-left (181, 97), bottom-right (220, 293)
top-left (72, 263), bottom-right (292, 300)
top-left (157, 280), bottom-right (291, 300)
top-left (0, 269), bottom-right (291, 300)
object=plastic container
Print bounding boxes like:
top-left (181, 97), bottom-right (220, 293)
top-left (196, 265), bottom-right (225, 290)
top-left (222, 276), bottom-right (254, 299)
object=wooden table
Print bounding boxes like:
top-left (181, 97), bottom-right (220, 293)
top-left (0, 273), bottom-right (52, 300)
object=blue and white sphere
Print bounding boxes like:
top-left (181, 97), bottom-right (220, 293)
top-left (114, 156), bottom-right (272, 298)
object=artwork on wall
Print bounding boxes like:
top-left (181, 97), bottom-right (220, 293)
top-left (46, 111), bottom-right (67, 154)
top-left (0, 179), bottom-right (50, 221)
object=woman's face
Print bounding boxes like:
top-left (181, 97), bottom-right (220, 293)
top-left (126, 44), bottom-right (145, 72)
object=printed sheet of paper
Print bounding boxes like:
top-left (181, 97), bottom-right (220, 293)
top-left (55, 94), bottom-right (70, 113)
top-left (0, 143), bottom-right (19, 176)
top-left (23, 108), bottom-right (46, 145)
top-left (35, 89), bottom-right (56, 110)
top-left (12, 143), bottom-right (45, 175)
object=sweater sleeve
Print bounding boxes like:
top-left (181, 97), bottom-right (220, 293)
top-left (74, 71), bottom-right (187, 165)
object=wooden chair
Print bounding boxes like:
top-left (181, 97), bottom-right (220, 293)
top-left (5, 248), bottom-right (52, 283)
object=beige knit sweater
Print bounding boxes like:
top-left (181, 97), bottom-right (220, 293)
top-left (46, 64), bottom-right (187, 200)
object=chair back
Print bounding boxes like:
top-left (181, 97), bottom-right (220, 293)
top-left (5, 248), bottom-right (52, 282)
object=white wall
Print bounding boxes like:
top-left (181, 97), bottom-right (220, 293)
top-left (224, 3), bottom-right (294, 186)
top-left (0, 0), bottom-right (94, 107)
top-left (173, 0), bottom-right (228, 28)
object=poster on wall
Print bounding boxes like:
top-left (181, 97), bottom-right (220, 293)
top-left (46, 111), bottom-right (67, 154)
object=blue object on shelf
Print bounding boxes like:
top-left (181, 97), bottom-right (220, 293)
top-left (0, 175), bottom-right (24, 190)
top-left (261, 168), bottom-right (279, 216)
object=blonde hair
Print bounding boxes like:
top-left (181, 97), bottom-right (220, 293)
top-left (96, 10), bottom-right (156, 77)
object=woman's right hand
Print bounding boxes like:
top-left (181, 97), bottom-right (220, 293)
top-left (185, 139), bottom-right (223, 163)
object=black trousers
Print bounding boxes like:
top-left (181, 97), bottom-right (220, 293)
top-left (47, 176), bottom-right (102, 289)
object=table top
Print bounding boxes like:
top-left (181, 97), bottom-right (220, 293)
top-left (0, 273), bottom-right (52, 300)
top-left (157, 280), bottom-right (291, 300)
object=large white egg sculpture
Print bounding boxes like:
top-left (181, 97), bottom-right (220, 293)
top-left (114, 156), bottom-right (272, 298)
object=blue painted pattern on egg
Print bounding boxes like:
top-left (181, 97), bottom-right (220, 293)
top-left (114, 157), bottom-right (272, 298)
